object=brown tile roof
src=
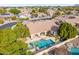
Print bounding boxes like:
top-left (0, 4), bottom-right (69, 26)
top-left (27, 20), bottom-right (56, 35)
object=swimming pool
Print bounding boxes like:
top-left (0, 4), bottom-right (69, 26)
top-left (29, 39), bottom-right (55, 49)
top-left (70, 48), bottom-right (79, 55)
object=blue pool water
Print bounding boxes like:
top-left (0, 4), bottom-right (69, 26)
top-left (29, 39), bottom-right (55, 49)
top-left (70, 48), bottom-right (79, 55)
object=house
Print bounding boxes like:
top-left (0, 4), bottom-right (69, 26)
top-left (0, 13), bottom-right (14, 18)
top-left (26, 20), bottom-right (58, 38)
top-left (48, 45), bottom-right (69, 55)
top-left (31, 16), bottom-right (52, 20)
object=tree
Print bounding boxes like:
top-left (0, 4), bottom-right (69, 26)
top-left (30, 8), bottom-right (38, 17)
top-left (0, 29), bottom-right (16, 54)
top-left (11, 16), bottom-right (16, 20)
top-left (64, 11), bottom-right (72, 15)
top-left (0, 19), bottom-right (4, 24)
top-left (58, 22), bottom-right (77, 41)
top-left (61, 7), bottom-right (74, 11)
top-left (74, 7), bottom-right (79, 11)
top-left (31, 13), bottom-right (38, 17)
top-left (55, 11), bottom-right (60, 16)
top-left (13, 22), bottom-right (30, 38)
top-left (0, 8), bottom-right (6, 14)
top-left (9, 8), bottom-right (21, 15)
top-left (52, 11), bottom-right (61, 18)
top-left (20, 17), bottom-right (29, 21)
top-left (0, 29), bottom-right (31, 55)
top-left (38, 7), bottom-right (48, 14)
top-left (31, 9), bottom-right (36, 13)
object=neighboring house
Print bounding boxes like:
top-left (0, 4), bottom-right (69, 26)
top-left (64, 16), bottom-right (79, 25)
top-left (19, 13), bottom-right (31, 19)
top-left (55, 15), bottom-right (79, 25)
top-left (0, 13), bottom-right (14, 18)
top-left (31, 16), bottom-right (52, 20)
top-left (19, 14), bottom-right (26, 18)
top-left (48, 45), bottom-right (69, 55)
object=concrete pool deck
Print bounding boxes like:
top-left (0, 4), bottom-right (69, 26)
top-left (25, 35), bottom-right (56, 53)
top-left (35, 36), bottom-right (78, 55)
top-left (26, 35), bottom-right (55, 44)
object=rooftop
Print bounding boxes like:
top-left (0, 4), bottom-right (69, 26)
top-left (26, 20), bottom-right (57, 35)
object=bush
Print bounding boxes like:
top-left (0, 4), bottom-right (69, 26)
top-left (11, 16), bottom-right (16, 20)
top-left (25, 17), bottom-right (29, 20)
top-left (0, 19), bottom-right (4, 24)
top-left (20, 17), bottom-right (29, 20)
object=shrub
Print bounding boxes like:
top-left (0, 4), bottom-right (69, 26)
top-left (20, 17), bottom-right (29, 20)
top-left (0, 8), bottom-right (6, 14)
top-left (0, 19), bottom-right (4, 24)
top-left (19, 17), bottom-right (29, 21)
top-left (11, 16), bottom-right (16, 20)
